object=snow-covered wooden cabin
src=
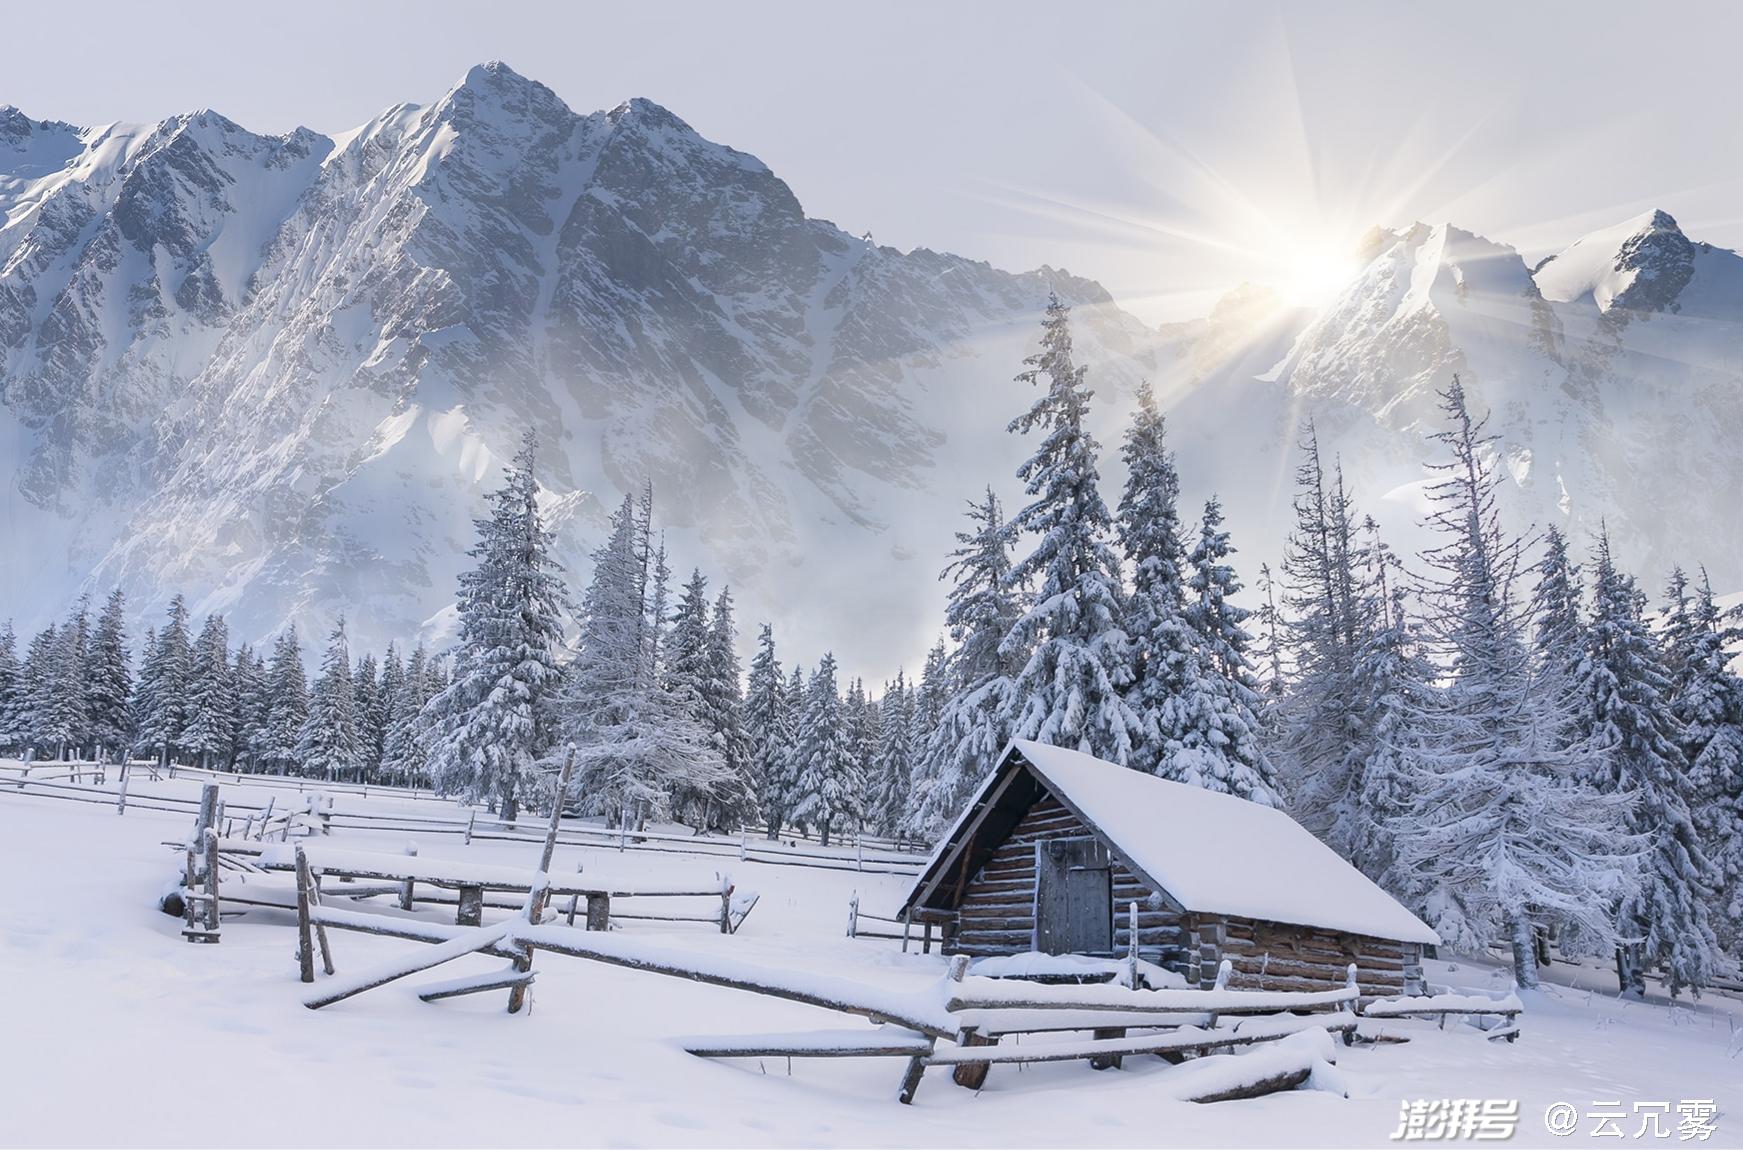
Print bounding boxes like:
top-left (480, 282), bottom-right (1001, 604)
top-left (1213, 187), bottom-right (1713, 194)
top-left (901, 740), bottom-right (1437, 998)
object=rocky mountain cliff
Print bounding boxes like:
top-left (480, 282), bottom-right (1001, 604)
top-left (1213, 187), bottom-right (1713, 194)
top-left (3, 64), bottom-right (1738, 674)
top-left (0, 63), bottom-right (1157, 670)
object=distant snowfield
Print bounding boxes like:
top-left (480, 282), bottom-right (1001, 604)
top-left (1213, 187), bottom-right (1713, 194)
top-left (1, 778), bottom-right (1737, 1148)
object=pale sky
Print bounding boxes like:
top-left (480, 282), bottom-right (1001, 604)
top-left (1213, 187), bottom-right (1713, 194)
top-left (11, 0), bottom-right (1743, 322)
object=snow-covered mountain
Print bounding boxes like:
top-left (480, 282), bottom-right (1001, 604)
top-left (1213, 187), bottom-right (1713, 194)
top-left (1165, 210), bottom-right (1743, 597)
top-left (0, 63), bottom-right (1158, 671)
top-left (3, 63), bottom-right (1738, 674)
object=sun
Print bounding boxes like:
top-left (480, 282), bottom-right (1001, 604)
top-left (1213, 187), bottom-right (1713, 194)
top-left (1275, 237), bottom-right (1361, 310)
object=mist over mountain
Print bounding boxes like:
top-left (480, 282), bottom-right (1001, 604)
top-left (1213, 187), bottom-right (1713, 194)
top-left (2, 63), bottom-right (1738, 676)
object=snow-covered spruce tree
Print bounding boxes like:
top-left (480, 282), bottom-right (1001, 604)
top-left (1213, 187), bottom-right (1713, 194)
top-left (351, 653), bottom-right (380, 781)
top-left (998, 294), bottom-right (1140, 764)
top-left (84, 590), bottom-right (133, 763)
top-left (789, 653), bottom-right (860, 846)
top-left (777, 663), bottom-right (808, 831)
top-left (1115, 380), bottom-right (1198, 778)
top-left (1251, 563), bottom-right (1287, 708)
top-left (422, 433), bottom-right (568, 821)
top-left (262, 629), bottom-right (308, 775)
top-left (913, 490), bottom-right (1025, 837)
top-left (744, 624), bottom-right (796, 838)
top-left (560, 495), bottom-right (724, 826)
top-left (1273, 432), bottom-right (1364, 832)
top-left (872, 670), bottom-right (915, 837)
top-left (181, 615), bottom-right (236, 770)
top-left (1579, 533), bottom-right (1719, 995)
top-left (905, 638), bottom-right (950, 802)
top-left (370, 645), bottom-right (403, 780)
top-left (1171, 497), bottom-right (1280, 804)
top-left (31, 601), bottom-right (89, 760)
top-left (707, 588), bottom-right (755, 821)
top-left (1334, 520), bottom-right (1434, 883)
top-left (847, 678), bottom-right (881, 829)
top-left (19, 623), bottom-right (57, 758)
top-left (1662, 570), bottom-right (1743, 953)
top-left (133, 596), bottom-right (194, 770)
top-left (662, 572), bottom-right (754, 827)
top-left (1389, 379), bottom-right (1637, 991)
top-left (229, 645), bottom-right (266, 772)
top-left (380, 643), bottom-right (431, 786)
top-left (298, 618), bottom-right (363, 782)
top-left (0, 622), bottom-right (21, 750)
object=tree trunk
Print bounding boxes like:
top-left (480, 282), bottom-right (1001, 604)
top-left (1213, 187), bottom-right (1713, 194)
top-left (498, 775), bottom-right (518, 825)
top-left (820, 820), bottom-right (831, 848)
top-left (1509, 917), bottom-right (1539, 990)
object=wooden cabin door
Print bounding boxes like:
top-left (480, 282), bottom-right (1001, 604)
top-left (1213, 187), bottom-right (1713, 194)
top-left (1034, 837), bottom-right (1113, 954)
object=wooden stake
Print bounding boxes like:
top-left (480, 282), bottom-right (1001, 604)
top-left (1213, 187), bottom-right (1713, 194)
top-left (719, 875), bottom-right (733, 935)
top-left (399, 843), bottom-right (418, 911)
top-left (295, 845), bottom-right (316, 984)
top-left (508, 746), bottom-right (576, 1014)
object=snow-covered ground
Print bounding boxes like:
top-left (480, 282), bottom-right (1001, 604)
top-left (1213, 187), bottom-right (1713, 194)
top-left (1, 773), bottom-right (1737, 1148)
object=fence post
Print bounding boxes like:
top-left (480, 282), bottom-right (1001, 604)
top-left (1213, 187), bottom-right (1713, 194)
top-left (202, 827), bottom-right (221, 941)
top-left (293, 844), bottom-right (315, 982)
top-left (566, 862), bottom-right (584, 927)
top-left (464, 810), bottom-right (476, 846)
top-left (115, 762), bottom-right (129, 816)
top-left (847, 892), bottom-right (859, 939)
top-left (719, 874), bottom-right (733, 935)
top-left (857, 838), bottom-right (864, 873)
top-left (399, 842), bottom-right (418, 911)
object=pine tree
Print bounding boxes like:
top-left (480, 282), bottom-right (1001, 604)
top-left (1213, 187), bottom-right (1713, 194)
top-left (298, 618), bottom-right (363, 782)
top-left (999, 294), bottom-right (1140, 763)
top-left (662, 570), bottom-right (748, 826)
top-left (914, 489), bottom-right (1024, 837)
top-left (560, 495), bottom-right (725, 824)
top-left (181, 615), bottom-right (236, 770)
top-left (263, 629), bottom-right (309, 774)
top-left (1580, 532), bottom-right (1719, 995)
top-left (872, 670), bottom-right (915, 836)
top-left (352, 653), bottom-right (381, 782)
top-left (1172, 497), bottom-right (1279, 804)
top-left (423, 433), bottom-right (568, 820)
top-left (744, 624), bottom-right (795, 838)
top-left (1274, 433), bottom-right (1368, 844)
top-left (1390, 380), bottom-right (1638, 991)
top-left (371, 645), bottom-right (403, 782)
top-left (84, 590), bottom-right (133, 763)
top-left (0, 622), bottom-right (22, 751)
top-left (705, 587), bottom-right (755, 825)
top-left (1116, 381), bottom-right (1198, 778)
top-left (32, 601), bottom-right (89, 759)
top-left (20, 623), bottom-right (57, 759)
top-left (133, 596), bottom-right (193, 769)
top-left (1334, 521), bottom-right (1432, 882)
top-left (845, 677), bottom-right (879, 829)
top-left (789, 653), bottom-right (860, 846)
top-left (381, 643), bottom-right (433, 787)
top-left (1662, 571), bottom-right (1743, 953)
top-left (230, 644), bottom-right (267, 772)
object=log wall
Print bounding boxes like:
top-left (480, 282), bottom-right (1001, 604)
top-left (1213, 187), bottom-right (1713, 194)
top-left (946, 793), bottom-right (1187, 965)
top-left (1198, 914), bottom-right (1424, 999)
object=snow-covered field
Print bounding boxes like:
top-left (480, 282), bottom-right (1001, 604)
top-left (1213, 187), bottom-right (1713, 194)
top-left (2, 773), bottom-right (1738, 1148)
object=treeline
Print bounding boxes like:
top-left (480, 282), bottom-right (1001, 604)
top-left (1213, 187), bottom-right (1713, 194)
top-left (0, 591), bottom-right (451, 785)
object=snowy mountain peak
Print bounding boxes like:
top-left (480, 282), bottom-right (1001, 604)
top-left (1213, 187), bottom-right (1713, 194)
top-left (1534, 207), bottom-right (1697, 313)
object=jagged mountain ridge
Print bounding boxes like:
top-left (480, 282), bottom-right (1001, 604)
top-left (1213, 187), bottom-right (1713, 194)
top-left (0, 63), bottom-right (1159, 671)
top-left (3, 63), bottom-right (1738, 677)
top-left (1164, 210), bottom-right (1743, 595)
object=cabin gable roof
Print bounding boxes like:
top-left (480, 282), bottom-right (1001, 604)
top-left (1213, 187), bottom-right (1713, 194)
top-left (904, 740), bottom-right (1439, 946)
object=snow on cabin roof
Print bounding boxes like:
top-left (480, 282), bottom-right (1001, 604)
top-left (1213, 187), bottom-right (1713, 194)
top-left (919, 740), bottom-right (1439, 946)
